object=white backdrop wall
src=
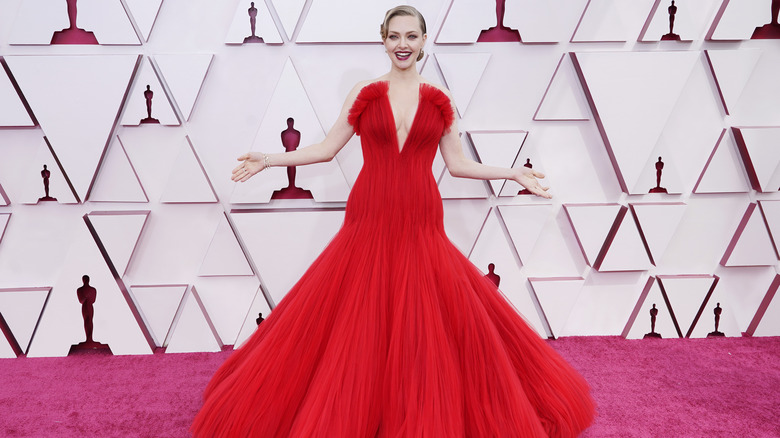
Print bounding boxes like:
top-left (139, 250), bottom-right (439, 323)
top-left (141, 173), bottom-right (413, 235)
top-left (0, 0), bottom-right (779, 357)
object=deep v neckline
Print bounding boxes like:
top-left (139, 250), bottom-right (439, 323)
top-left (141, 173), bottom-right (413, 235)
top-left (383, 81), bottom-right (423, 154)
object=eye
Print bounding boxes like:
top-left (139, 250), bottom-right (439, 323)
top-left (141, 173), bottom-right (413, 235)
top-left (409, 35), bottom-right (417, 39)
top-left (389, 35), bottom-right (398, 40)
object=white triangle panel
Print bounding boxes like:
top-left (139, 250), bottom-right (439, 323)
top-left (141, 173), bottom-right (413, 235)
top-left (573, 51), bottom-right (698, 192)
top-left (17, 138), bottom-right (79, 204)
top-left (436, 0), bottom-right (498, 43)
top-left (759, 201), bottom-right (780, 256)
top-left (708, 0), bottom-right (772, 40)
top-left (0, 336), bottom-right (16, 358)
top-left (705, 50), bottom-right (762, 114)
top-left (714, 266), bottom-right (778, 334)
top-left (624, 278), bottom-right (678, 339)
top-left (438, 144), bottom-right (491, 199)
top-left (694, 130), bottom-right (751, 194)
top-left (498, 204), bottom-right (555, 265)
top-left (231, 59), bottom-right (351, 203)
top-left (88, 138), bottom-right (149, 203)
top-left (658, 275), bottom-right (717, 337)
top-left (442, 199), bottom-right (491, 256)
top-left (721, 204), bottom-right (778, 267)
top-left (0, 288), bottom-right (51, 353)
top-left (5, 55), bottom-right (139, 200)
top-left (630, 202), bottom-right (687, 265)
top-left (269, 0), bottom-right (307, 40)
top-left (469, 209), bottom-right (548, 337)
top-left (153, 54), bottom-right (213, 121)
top-left (564, 272), bottom-right (650, 336)
top-left (159, 137), bottom-right (218, 203)
top-left (563, 203), bottom-right (621, 266)
top-left (435, 53), bottom-right (490, 118)
top-left (0, 214), bottom-right (9, 245)
top-left (504, 0), bottom-right (590, 43)
top-left (639, 0), bottom-right (721, 42)
top-left (225, 1), bottom-right (284, 44)
top-left (9, 0), bottom-right (139, 45)
top-left (27, 222), bottom-right (152, 357)
top-left (572, 0), bottom-right (654, 42)
top-left (124, 0), bottom-right (164, 42)
top-left (733, 127), bottom-right (780, 192)
top-left (130, 285), bottom-right (187, 347)
top-left (534, 53), bottom-right (590, 121)
top-left (166, 288), bottom-right (222, 353)
top-left (195, 277), bottom-right (259, 346)
top-left (198, 214), bottom-right (254, 276)
top-left (0, 67), bottom-right (33, 126)
top-left (598, 209), bottom-right (653, 272)
top-left (234, 287), bottom-right (273, 348)
top-left (528, 278), bottom-right (584, 338)
top-left (230, 209), bottom-right (345, 305)
top-left (121, 58), bottom-right (179, 126)
top-left (469, 131), bottom-right (526, 196)
top-left (87, 211), bottom-right (149, 277)
top-left (753, 276), bottom-right (780, 337)
top-left (688, 286), bottom-right (741, 338)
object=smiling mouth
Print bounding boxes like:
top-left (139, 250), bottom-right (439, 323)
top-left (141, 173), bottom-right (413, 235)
top-left (395, 51), bottom-right (412, 60)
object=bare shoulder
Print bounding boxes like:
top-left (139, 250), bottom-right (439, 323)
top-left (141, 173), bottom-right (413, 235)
top-left (420, 80), bottom-right (453, 98)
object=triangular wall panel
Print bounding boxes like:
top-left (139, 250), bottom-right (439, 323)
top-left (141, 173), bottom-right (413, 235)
top-left (704, 50), bottom-right (762, 115)
top-left (563, 203), bottom-right (622, 266)
top-left (624, 277), bottom-right (678, 339)
top-left (598, 207), bottom-right (653, 272)
top-left (234, 287), bottom-right (273, 348)
top-left (442, 199), bottom-right (491, 256)
top-left (195, 277), bottom-right (259, 346)
top-left (88, 137), bottom-right (149, 203)
top-left (0, 64), bottom-right (34, 126)
top-left (86, 211), bottom-right (150, 277)
top-left (528, 277), bottom-right (584, 339)
top-left (0, 287), bottom-right (51, 354)
top-left (707, 1), bottom-right (771, 40)
top-left (630, 202), bottom-right (687, 265)
top-left (159, 137), bottom-right (218, 203)
top-left (732, 127), bottom-right (780, 192)
top-left (17, 138), bottom-right (79, 204)
top-left (759, 201), bottom-right (780, 257)
top-left (5, 55), bottom-right (139, 201)
top-left (498, 204), bottom-right (554, 266)
top-left (435, 53), bottom-right (490, 118)
top-left (153, 54), bottom-right (213, 121)
top-left (721, 203), bottom-right (778, 267)
top-left (269, 0), bottom-right (307, 40)
top-left (198, 213), bottom-right (254, 276)
top-left (129, 285), bottom-right (187, 347)
top-left (658, 275), bottom-right (718, 338)
top-left (534, 53), bottom-right (590, 121)
top-left (121, 57), bottom-right (179, 126)
top-left (123, 0), bottom-right (164, 42)
top-left (0, 214), bottom-right (10, 245)
top-left (639, 0), bottom-right (721, 42)
top-left (572, 0), bottom-right (655, 42)
top-left (750, 275), bottom-right (780, 337)
top-left (693, 129), bottom-right (751, 194)
top-left (165, 287), bottom-right (222, 353)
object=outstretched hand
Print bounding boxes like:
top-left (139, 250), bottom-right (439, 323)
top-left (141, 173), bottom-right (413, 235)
top-left (515, 167), bottom-right (552, 199)
top-left (232, 152), bottom-right (266, 182)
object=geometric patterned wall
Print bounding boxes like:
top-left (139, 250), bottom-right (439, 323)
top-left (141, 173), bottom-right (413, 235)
top-left (0, 0), bottom-right (779, 357)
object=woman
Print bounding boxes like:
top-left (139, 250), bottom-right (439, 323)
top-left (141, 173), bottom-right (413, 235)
top-left (192, 5), bottom-right (594, 437)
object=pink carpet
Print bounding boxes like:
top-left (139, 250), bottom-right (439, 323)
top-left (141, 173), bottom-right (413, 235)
top-left (1, 336), bottom-right (778, 437)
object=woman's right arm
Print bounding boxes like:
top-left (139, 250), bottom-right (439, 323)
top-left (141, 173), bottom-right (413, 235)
top-left (232, 81), bottom-right (367, 182)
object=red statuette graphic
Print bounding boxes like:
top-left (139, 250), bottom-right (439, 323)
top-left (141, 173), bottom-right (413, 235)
top-left (51, 0), bottom-right (98, 44)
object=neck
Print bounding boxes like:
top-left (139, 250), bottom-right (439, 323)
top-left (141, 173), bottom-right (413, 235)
top-left (387, 65), bottom-right (420, 84)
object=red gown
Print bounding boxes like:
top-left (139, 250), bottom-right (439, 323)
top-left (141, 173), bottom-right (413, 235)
top-left (191, 81), bottom-right (595, 437)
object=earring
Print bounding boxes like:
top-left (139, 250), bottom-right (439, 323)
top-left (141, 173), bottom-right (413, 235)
top-left (417, 49), bottom-right (424, 61)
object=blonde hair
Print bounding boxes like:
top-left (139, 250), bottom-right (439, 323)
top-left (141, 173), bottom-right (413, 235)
top-left (380, 5), bottom-right (427, 61)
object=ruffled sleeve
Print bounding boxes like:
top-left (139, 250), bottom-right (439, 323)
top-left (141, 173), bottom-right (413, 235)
top-left (348, 81), bottom-right (388, 136)
top-left (420, 83), bottom-right (455, 135)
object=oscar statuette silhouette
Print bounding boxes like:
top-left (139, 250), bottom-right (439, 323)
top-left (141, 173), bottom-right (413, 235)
top-left (271, 118), bottom-right (314, 199)
top-left (140, 85), bottom-right (160, 124)
top-left (644, 303), bottom-right (662, 338)
top-left (752, 0), bottom-right (780, 39)
top-left (517, 159), bottom-right (534, 195)
top-left (649, 157), bottom-right (668, 193)
top-left (38, 165), bottom-right (57, 203)
top-left (661, 1), bottom-right (681, 41)
top-left (707, 303), bottom-right (725, 337)
top-left (484, 263), bottom-right (501, 288)
top-left (51, 0), bottom-right (99, 44)
top-left (477, 0), bottom-right (522, 42)
top-left (70, 275), bottom-right (111, 353)
top-left (244, 2), bottom-right (265, 43)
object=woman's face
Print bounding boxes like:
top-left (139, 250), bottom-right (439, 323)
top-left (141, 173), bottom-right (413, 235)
top-left (383, 15), bottom-right (426, 70)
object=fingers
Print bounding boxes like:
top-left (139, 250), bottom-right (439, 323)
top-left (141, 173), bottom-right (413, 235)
top-left (237, 153), bottom-right (250, 161)
top-left (532, 170), bottom-right (546, 179)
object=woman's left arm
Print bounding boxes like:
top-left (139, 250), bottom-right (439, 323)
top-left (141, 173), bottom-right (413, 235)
top-left (438, 93), bottom-right (552, 199)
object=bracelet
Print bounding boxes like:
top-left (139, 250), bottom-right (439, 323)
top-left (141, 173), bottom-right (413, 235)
top-left (262, 154), bottom-right (271, 171)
